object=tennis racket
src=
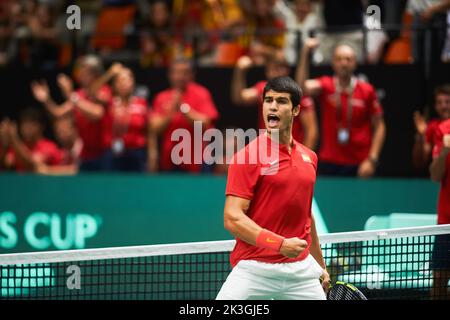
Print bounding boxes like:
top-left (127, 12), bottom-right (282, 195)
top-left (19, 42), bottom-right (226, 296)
top-left (327, 281), bottom-right (368, 300)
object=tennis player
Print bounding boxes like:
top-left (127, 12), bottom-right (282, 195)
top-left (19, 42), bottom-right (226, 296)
top-left (216, 76), bottom-right (330, 300)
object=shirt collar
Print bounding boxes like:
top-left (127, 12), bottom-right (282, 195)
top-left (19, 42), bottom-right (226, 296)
top-left (263, 131), bottom-right (296, 153)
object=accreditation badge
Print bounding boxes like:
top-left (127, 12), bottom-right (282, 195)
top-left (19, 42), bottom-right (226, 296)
top-left (112, 138), bottom-right (125, 155)
top-left (337, 128), bottom-right (350, 145)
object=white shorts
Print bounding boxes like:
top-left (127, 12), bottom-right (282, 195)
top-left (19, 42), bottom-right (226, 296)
top-left (216, 254), bottom-right (327, 300)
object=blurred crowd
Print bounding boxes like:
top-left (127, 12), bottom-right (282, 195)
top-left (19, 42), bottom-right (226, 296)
top-left (0, 0), bottom-right (449, 177)
top-left (0, 0), bottom-right (449, 68)
top-left (0, 48), bottom-right (448, 177)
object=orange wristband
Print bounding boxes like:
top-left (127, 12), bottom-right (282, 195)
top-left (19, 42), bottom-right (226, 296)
top-left (256, 229), bottom-right (285, 252)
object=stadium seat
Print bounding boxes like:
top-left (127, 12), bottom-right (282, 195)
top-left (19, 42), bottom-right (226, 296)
top-left (384, 38), bottom-right (413, 64)
top-left (58, 43), bottom-right (72, 67)
top-left (215, 42), bottom-right (245, 66)
top-left (384, 12), bottom-right (413, 64)
top-left (364, 213), bottom-right (437, 230)
top-left (364, 215), bottom-right (390, 231)
top-left (91, 5), bottom-right (136, 50)
top-left (389, 213), bottom-right (437, 228)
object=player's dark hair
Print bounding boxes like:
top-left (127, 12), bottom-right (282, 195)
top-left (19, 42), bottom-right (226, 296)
top-left (19, 108), bottom-right (44, 125)
top-left (263, 76), bottom-right (302, 108)
top-left (434, 84), bottom-right (450, 97)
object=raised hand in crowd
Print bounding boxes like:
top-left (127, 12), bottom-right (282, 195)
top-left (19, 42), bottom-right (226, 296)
top-left (57, 74), bottom-right (74, 99)
top-left (31, 80), bottom-right (51, 104)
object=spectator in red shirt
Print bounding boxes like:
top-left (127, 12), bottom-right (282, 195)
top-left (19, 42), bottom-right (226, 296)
top-left (413, 84), bottom-right (450, 170)
top-left (53, 116), bottom-right (82, 166)
top-left (35, 116), bottom-right (81, 175)
top-left (297, 38), bottom-right (386, 177)
top-left (149, 58), bottom-right (219, 173)
top-left (213, 126), bottom-right (242, 175)
top-left (94, 64), bottom-right (158, 172)
top-left (231, 52), bottom-right (318, 150)
top-left (31, 55), bottom-right (112, 171)
top-left (217, 76), bottom-right (329, 300)
top-left (0, 108), bottom-right (62, 173)
top-left (429, 119), bottom-right (450, 299)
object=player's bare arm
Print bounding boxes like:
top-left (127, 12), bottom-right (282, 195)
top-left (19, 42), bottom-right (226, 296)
top-left (223, 195), bottom-right (261, 245)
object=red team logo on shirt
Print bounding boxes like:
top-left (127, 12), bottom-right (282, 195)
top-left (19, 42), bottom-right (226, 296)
top-left (301, 152), bottom-right (313, 164)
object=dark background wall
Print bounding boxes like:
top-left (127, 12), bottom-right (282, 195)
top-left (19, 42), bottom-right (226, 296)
top-left (1, 63), bottom-right (449, 177)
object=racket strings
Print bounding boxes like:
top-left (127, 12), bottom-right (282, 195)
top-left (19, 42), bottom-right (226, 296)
top-left (328, 284), bottom-right (367, 300)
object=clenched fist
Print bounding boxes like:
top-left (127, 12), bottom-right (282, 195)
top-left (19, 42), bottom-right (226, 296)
top-left (279, 237), bottom-right (308, 258)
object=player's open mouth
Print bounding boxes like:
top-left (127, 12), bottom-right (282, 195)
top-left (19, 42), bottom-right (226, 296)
top-left (267, 114), bottom-right (280, 127)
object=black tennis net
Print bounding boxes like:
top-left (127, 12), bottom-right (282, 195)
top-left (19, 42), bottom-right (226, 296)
top-left (1, 225), bottom-right (449, 300)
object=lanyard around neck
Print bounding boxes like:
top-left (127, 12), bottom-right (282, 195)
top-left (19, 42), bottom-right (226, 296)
top-left (334, 77), bottom-right (357, 129)
top-left (112, 97), bottom-right (131, 138)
